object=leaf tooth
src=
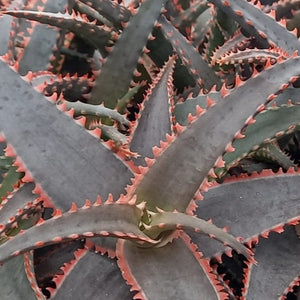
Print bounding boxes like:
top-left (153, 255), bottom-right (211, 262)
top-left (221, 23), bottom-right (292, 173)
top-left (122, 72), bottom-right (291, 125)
top-left (155, 206), bottom-right (165, 213)
top-left (48, 92), bottom-right (59, 104)
top-left (74, 116), bottom-right (87, 127)
top-left (225, 142), bottom-right (235, 153)
top-left (81, 199), bottom-right (92, 209)
top-left (83, 232), bottom-right (94, 237)
top-left (138, 165), bottom-right (148, 175)
top-left (105, 193), bottom-right (114, 204)
top-left (36, 218), bottom-right (45, 226)
top-left (245, 116), bottom-right (256, 125)
top-left (220, 84), bottom-right (229, 97)
top-left (89, 127), bottom-right (102, 139)
top-left (68, 202), bottom-right (78, 213)
top-left (260, 230), bottom-right (270, 239)
top-left (272, 223), bottom-right (285, 233)
top-left (64, 107), bottom-right (75, 117)
top-left (267, 93), bottom-right (277, 101)
top-left (199, 178), bottom-right (211, 192)
top-left (12, 250), bottom-right (21, 257)
top-left (53, 209), bottom-right (62, 219)
top-left (152, 145), bottom-right (163, 157)
top-left (0, 224), bottom-right (5, 232)
top-left (0, 132), bottom-right (5, 142)
top-left (165, 133), bottom-right (175, 143)
top-left (208, 168), bottom-right (217, 178)
top-left (4, 144), bottom-right (16, 157)
top-left (68, 233), bottom-right (79, 239)
top-left (234, 131), bottom-right (245, 139)
top-left (22, 171), bottom-right (34, 183)
top-left (174, 123), bottom-right (184, 134)
top-left (159, 139), bottom-right (169, 149)
top-left (206, 96), bottom-right (216, 108)
top-left (12, 156), bottom-right (25, 172)
top-left (194, 191), bottom-right (204, 201)
top-left (256, 104), bottom-right (266, 113)
top-left (287, 217), bottom-right (300, 226)
top-left (144, 157), bottom-right (155, 167)
top-left (52, 236), bottom-right (63, 243)
top-left (34, 241), bottom-right (45, 247)
top-left (186, 199), bottom-right (198, 215)
top-left (11, 61), bottom-right (19, 72)
top-left (214, 156), bottom-right (226, 168)
top-left (56, 100), bottom-right (67, 111)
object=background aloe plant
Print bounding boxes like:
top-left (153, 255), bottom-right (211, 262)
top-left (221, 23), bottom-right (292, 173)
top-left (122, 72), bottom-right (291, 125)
top-left (0, 0), bottom-right (300, 299)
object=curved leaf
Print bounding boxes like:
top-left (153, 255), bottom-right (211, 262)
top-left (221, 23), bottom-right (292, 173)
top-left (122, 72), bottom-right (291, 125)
top-left (2, 10), bottom-right (110, 54)
top-left (192, 170), bottom-right (300, 258)
top-left (130, 56), bottom-right (175, 166)
top-left (244, 226), bottom-right (300, 299)
top-left (145, 211), bottom-right (252, 259)
top-left (0, 59), bottom-right (133, 211)
top-left (53, 250), bottom-right (133, 299)
top-left (0, 202), bottom-right (156, 264)
top-left (116, 234), bottom-right (226, 300)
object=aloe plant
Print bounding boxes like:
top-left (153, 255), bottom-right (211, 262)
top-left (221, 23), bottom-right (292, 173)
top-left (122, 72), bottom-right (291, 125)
top-left (0, 0), bottom-right (300, 299)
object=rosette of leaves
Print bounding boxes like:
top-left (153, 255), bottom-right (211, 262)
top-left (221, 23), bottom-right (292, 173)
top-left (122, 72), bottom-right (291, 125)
top-left (0, 0), bottom-right (300, 299)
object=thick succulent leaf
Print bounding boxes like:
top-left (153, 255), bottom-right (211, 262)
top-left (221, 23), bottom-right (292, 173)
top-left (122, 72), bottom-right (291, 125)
top-left (145, 211), bottom-right (252, 259)
top-left (218, 104), bottom-right (300, 175)
top-left (131, 56), bottom-right (300, 212)
top-left (159, 15), bottom-right (221, 91)
top-left (174, 90), bottom-right (221, 125)
top-left (210, 0), bottom-right (300, 52)
top-left (249, 142), bottom-right (296, 170)
top-left (130, 56), bottom-right (175, 166)
top-left (213, 47), bottom-right (286, 67)
top-left (16, 0), bottom-right (68, 75)
top-left (244, 226), bottom-right (300, 299)
top-left (60, 100), bottom-right (130, 127)
top-left (89, 0), bottom-right (167, 107)
top-left (2, 10), bottom-right (110, 54)
top-left (116, 235), bottom-right (226, 300)
top-left (0, 59), bottom-right (133, 211)
top-left (0, 183), bottom-right (35, 227)
top-left (192, 170), bottom-right (300, 257)
top-left (192, 5), bottom-right (214, 47)
top-left (78, 0), bottom-right (131, 29)
top-left (53, 250), bottom-right (133, 299)
top-left (0, 255), bottom-right (41, 299)
top-left (0, 202), bottom-right (156, 263)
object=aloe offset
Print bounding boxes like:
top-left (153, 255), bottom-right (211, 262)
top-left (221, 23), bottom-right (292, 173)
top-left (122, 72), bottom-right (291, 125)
top-left (0, 0), bottom-right (299, 299)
